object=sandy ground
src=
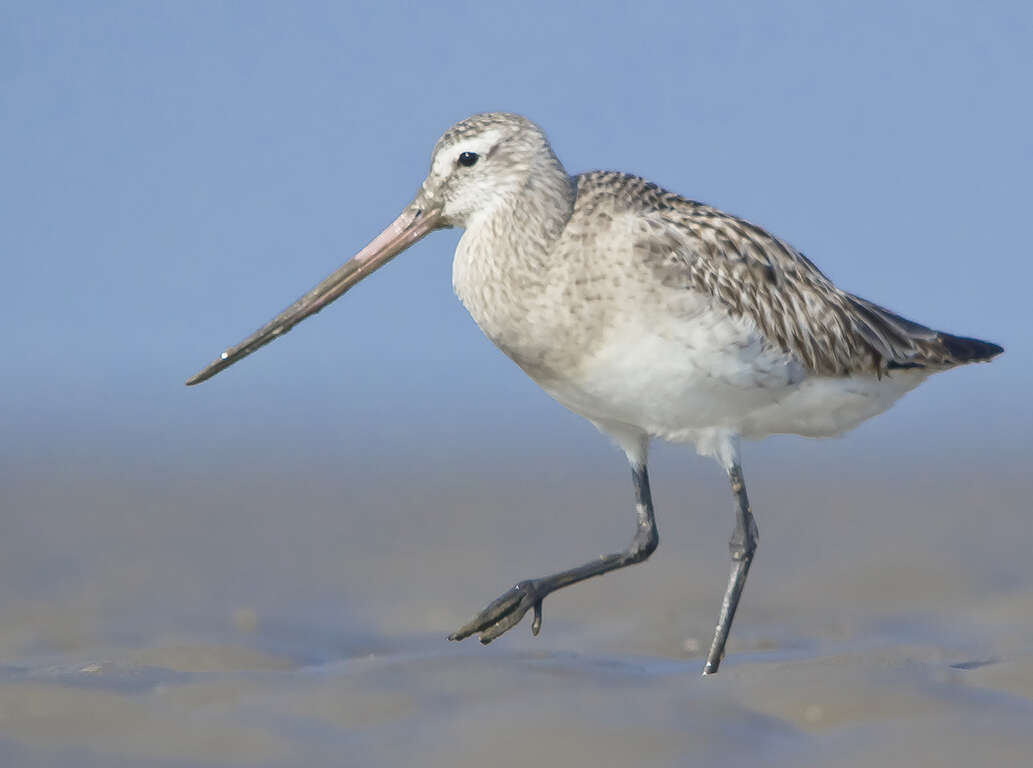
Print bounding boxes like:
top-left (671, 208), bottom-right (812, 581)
top-left (1, 426), bottom-right (1031, 766)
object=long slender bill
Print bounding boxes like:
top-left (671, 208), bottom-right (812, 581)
top-left (186, 202), bottom-right (442, 385)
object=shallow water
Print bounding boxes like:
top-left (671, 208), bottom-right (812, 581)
top-left (2, 429), bottom-right (1031, 766)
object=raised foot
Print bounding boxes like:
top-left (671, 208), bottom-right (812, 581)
top-left (448, 580), bottom-right (545, 644)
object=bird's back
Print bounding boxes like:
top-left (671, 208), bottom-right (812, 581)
top-left (571, 170), bottom-right (1003, 377)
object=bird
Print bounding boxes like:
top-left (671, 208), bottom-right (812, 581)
top-left (186, 112), bottom-right (1002, 675)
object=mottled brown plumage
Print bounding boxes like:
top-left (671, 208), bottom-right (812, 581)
top-left (574, 170), bottom-right (998, 377)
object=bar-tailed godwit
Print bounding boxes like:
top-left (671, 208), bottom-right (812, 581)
top-left (187, 113), bottom-right (1002, 674)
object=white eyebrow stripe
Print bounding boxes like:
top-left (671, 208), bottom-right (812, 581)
top-left (430, 128), bottom-right (506, 178)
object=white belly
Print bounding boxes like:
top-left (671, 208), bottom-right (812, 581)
top-left (524, 307), bottom-right (928, 448)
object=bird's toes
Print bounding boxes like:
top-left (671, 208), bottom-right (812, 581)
top-left (448, 585), bottom-right (522, 641)
top-left (477, 606), bottom-right (527, 643)
top-left (448, 581), bottom-right (541, 643)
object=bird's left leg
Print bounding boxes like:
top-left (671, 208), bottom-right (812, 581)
top-left (702, 452), bottom-right (758, 675)
top-left (448, 458), bottom-right (658, 645)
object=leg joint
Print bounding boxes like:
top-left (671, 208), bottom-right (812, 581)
top-left (728, 510), bottom-right (758, 561)
top-left (628, 521), bottom-right (659, 561)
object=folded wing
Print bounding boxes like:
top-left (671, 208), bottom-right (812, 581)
top-left (581, 171), bottom-right (1003, 375)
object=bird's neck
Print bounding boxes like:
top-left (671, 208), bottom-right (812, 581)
top-left (452, 157), bottom-right (577, 363)
top-left (466, 155), bottom-right (576, 268)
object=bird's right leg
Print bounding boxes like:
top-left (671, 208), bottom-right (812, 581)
top-left (448, 461), bottom-right (659, 644)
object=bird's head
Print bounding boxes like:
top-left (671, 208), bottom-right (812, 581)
top-left (418, 112), bottom-right (558, 227)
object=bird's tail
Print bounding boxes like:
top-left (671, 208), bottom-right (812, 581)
top-left (884, 329), bottom-right (1003, 370)
top-left (847, 294), bottom-right (1003, 370)
top-left (934, 332), bottom-right (1004, 364)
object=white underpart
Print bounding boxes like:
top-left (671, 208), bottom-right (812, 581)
top-left (536, 299), bottom-right (927, 462)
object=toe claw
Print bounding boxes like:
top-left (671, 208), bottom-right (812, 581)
top-left (531, 600), bottom-right (543, 636)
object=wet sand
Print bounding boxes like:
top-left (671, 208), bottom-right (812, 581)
top-left (2, 427), bottom-right (1031, 766)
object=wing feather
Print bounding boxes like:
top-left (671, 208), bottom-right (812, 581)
top-left (574, 171), bottom-right (998, 375)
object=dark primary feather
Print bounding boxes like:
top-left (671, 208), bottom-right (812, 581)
top-left (574, 171), bottom-right (1003, 376)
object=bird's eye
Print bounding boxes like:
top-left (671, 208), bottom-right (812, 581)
top-left (458, 151), bottom-right (479, 167)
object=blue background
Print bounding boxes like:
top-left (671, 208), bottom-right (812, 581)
top-left (2, 0), bottom-right (1027, 468)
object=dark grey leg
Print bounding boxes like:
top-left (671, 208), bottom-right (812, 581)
top-left (449, 463), bottom-right (659, 644)
top-left (703, 461), bottom-right (758, 675)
